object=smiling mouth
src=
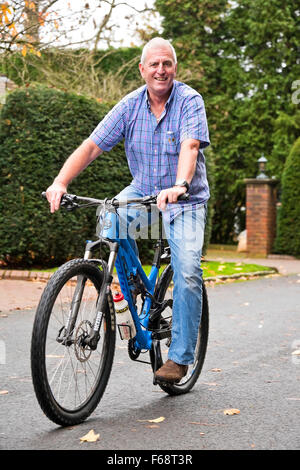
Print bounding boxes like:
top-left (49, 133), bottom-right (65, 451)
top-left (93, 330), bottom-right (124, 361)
top-left (155, 77), bottom-right (168, 81)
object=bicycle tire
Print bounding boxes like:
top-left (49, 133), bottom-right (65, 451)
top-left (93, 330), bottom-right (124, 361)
top-left (150, 264), bottom-right (209, 395)
top-left (31, 258), bottom-right (116, 426)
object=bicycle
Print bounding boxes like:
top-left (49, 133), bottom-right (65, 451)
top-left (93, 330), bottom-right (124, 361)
top-left (31, 192), bottom-right (209, 427)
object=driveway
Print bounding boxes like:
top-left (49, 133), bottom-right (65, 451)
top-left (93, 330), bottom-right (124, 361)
top-left (0, 273), bottom-right (299, 451)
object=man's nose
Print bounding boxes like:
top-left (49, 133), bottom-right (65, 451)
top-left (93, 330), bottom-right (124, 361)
top-left (157, 62), bottom-right (165, 73)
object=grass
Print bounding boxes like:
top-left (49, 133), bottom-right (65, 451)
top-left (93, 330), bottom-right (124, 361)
top-left (137, 260), bottom-right (272, 279)
top-left (201, 260), bottom-right (272, 278)
top-left (27, 248), bottom-right (274, 279)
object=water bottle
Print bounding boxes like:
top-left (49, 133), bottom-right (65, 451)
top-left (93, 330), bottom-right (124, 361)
top-left (113, 292), bottom-right (136, 340)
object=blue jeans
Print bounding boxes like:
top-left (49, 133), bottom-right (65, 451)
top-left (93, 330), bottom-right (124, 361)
top-left (100, 184), bottom-right (206, 365)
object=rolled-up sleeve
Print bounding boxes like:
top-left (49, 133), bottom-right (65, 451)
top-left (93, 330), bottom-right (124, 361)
top-left (89, 100), bottom-right (127, 151)
top-left (179, 94), bottom-right (210, 149)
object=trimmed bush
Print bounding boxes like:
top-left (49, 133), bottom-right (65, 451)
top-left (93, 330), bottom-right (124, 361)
top-left (0, 86), bottom-right (132, 266)
top-left (0, 85), bottom-right (214, 267)
top-left (274, 138), bottom-right (300, 257)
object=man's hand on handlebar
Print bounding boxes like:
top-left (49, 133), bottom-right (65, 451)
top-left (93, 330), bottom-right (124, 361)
top-left (46, 180), bottom-right (67, 213)
top-left (157, 186), bottom-right (187, 211)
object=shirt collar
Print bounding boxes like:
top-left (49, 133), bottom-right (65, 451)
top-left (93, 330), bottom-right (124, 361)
top-left (144, 80), bottom-right (177, 110)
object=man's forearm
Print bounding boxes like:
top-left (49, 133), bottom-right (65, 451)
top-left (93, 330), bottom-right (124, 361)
top-left (157, 138), bottom-right (200, 210)
top-left (175, 138), bottom-right (199, 185)
top-left (54, 138), bottom-right (102, 186)
top-left (46, 138), bottom-right (102, 213)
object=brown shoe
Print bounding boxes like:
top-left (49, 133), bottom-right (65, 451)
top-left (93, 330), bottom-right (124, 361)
top-left (155, 359), bottom-right (188, 384)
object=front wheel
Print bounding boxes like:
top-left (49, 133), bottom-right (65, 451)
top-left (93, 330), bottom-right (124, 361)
top-left (150, 264), bottom-right (209, 395)
top-left (31, 259), bottom-right (116, 426)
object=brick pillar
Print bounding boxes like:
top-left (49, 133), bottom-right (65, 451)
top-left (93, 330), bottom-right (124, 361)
top-left (244, 178), bottom-right (278, 256)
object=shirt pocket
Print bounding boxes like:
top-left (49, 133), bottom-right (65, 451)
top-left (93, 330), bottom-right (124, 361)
top-left (164, 130), bottom-right (179, 156)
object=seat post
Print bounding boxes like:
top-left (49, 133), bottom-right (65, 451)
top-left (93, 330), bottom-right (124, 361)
top-left (152, 211), bottom-right (164, 269)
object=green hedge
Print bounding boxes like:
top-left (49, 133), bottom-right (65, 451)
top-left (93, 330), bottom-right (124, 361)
top-left (0, 86), bottom-right (213, 267)
top-left (0, 86), bottom-right (132, 267)
top-left (274, 138), bottom-right (300, 257)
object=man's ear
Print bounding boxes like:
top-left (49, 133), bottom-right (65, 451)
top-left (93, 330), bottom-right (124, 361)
top-left (139, 62), bottom-right (145, 79)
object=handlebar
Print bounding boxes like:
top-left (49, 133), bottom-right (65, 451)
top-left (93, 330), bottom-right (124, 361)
top-left (42, 190), bottom-right (190, 211)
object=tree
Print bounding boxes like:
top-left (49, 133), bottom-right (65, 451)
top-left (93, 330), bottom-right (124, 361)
top-left (155, 0), bottom-right (300, 243)
top-left (0, 1), bottom-right (154, 104)
top-left (0, 1), bottom-right (60, 55)
top-left (0, 1), bottom-right (154, 56)
top-left (274, 138), bottom-right (300, 257)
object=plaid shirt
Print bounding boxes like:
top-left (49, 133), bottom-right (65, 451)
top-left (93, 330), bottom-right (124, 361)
top-left (90, 80), bottom-right (210, 221)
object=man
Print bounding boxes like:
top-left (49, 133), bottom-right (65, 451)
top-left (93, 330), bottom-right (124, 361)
top-left (46, 37), bottom-right (210, 384)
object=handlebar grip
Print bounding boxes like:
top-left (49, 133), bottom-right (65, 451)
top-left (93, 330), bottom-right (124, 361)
top-left (178, 192), bottom-right (190, 201)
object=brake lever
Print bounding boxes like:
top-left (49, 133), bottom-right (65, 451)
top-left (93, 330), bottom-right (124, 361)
top-left (60, 194), bottom-right (79, 211)
top-left (41, 192), bottom-right (79, 211)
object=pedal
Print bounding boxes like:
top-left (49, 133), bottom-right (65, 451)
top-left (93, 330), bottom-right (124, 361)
top-left (153, 376), bottom-right (176, 386)
top-left (161, 246), bottom-right (171, 260)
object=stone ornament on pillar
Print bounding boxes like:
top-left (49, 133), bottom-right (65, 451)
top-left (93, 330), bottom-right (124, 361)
top-left (256, 154), bottom-right (268, 180)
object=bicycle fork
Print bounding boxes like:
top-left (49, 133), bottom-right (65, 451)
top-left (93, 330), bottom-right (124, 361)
top-left (57, 241), bottom-right (118, 350)
top-left (83, 241), bottom-right (118, 350)
top-left (58, 275), bottom-right (87, 346)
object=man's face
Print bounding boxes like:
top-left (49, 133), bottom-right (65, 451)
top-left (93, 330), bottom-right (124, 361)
top-left (139, 46), bottom-right (177, 99)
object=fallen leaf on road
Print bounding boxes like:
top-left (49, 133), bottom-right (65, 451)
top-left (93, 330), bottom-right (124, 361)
top-left (80, 429), bottom-right (100, 443)
top-left (146, 424), bottom-right (160, 429)
top-left (210, 368), bottom-right (222, 372)
top-left (224, 408), bottom-right (240, 415)
top-left (0, 390), bottom-right (8, 395)
top-left (46, 354), bottom-right (64, 358)
top-left (291, 350), bottom-right (300, 356)
top-left (137, 416), bottom-right (165, 423)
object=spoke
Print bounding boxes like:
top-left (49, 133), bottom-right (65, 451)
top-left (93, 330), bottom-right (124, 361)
top-left (48, 349), bottom-right (71, 392)
top-left (43, 272), bottom-right (108, 411)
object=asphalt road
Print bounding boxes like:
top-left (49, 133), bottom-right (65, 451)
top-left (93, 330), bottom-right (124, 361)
top-left (0, 274), bottom-right (299, 452)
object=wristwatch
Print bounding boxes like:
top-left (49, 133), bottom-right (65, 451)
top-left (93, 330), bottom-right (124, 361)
top-left (174, 179), bottom-right (190, 192)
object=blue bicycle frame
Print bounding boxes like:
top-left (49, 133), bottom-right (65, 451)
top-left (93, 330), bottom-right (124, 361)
top-left (94, 205), bottom-right (164, 353)
top-left (115, 240), bottom-right (158, 351)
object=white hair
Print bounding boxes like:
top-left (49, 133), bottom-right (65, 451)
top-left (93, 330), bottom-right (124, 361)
top-left (140, 37), bottom-right (177, 65)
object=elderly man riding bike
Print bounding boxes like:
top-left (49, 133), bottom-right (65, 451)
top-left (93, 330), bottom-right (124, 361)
top-left (46, 37), bottom-right (210, 384)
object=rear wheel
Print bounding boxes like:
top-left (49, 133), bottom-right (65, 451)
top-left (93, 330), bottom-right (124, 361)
top-left (149, 264), bottom-right (209, 395)
top-left (31, 259), bottom-right (116, 426)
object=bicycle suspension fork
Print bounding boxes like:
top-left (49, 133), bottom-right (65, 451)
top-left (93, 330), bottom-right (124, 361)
top-left (84, 240), bottom-right (118, 350)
